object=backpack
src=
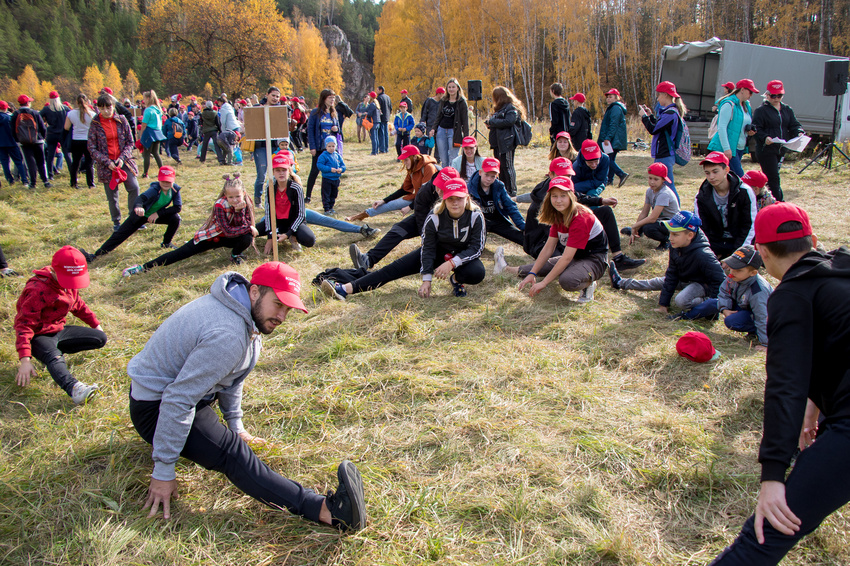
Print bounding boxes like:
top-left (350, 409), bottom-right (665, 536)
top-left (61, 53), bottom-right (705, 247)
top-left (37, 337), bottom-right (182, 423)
top-left (172, 119), bottom-right (184, 139)
top-left (15, 112), bottom-right (38, 144)
top-left (663, 111), bottom-right (691, 166)
top-left (514, 119), bottom-right (532, 146)
top-left (311, 266), bottom-right (370, 287)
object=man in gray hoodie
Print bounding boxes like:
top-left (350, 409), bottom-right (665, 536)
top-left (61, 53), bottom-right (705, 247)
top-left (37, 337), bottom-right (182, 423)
top-left (128, 262), bottom-right (366, 531)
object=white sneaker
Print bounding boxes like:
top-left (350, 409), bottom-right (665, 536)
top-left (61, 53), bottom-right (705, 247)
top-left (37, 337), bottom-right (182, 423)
top-left (290, 240), bottom-right (302, 253)
top-left (577, 281), bottom-right (597, 304)
top-left (493, 246), bottom-right (507, 275)
top-left (71, 382), bottom-right (100, 405)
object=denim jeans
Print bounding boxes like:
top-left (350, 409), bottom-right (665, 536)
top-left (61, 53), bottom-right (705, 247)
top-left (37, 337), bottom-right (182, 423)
top-left (729, 149), bottom-right (745, 177)
top-left (369, 127), bottom-right (379, 155)
top-left (0, 145), bottom-right (27, 185)
top-left (366, 197), bottom-right (409, 217)
top-left (724, 309), bottom-right (757, 334)
top-left (253, 149), bottom-right (267, 205)
top-left (378, 122), bottom-right (389, 153)
top-left (435, 127), bottom-right (456, 166)
top-left (305, 208), bottom-right (361, 233)
top-left (655, 155), bottom-right (680, 203)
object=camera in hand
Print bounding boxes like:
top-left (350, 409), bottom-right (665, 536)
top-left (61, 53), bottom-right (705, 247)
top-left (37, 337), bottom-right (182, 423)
top-left (745, 124), bottom-right (757, 133)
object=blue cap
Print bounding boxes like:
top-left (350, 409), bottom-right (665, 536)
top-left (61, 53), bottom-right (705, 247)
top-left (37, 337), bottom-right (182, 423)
top-left (324, 136), bottom-right (337, 147)
top-left (663, 210), bottom-right (702, 233)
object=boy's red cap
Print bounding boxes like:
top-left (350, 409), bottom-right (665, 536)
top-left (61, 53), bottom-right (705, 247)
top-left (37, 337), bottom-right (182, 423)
top-left (741, 170), bottom-right (768, 188)
top-left (676, 331), bottom-right (720, 363)
top-left (736, 79), bottom-right (759, 93)
top-left (399, 101), bottom-right (407, 108)
top-left (548, 176), bottom-right (574, 192)
top-left (480, 157), bottom-right (500, 173)
top-left (647, 162), bottom-right (671, 183)
top-left (271, 153), bottom-right (292, 169)
top-left (655, 81), bottom-right (680, 98)
top-left (441, 179), bottom-right (468, 200)
top-left (400, 89), bottom-right (408, 94)
top-left (580, 139), bottom-right (602, 160)
top-left (605, 88), bottom-right (620, 96)
top-left (721, 81), bottom-right (735, 91)
top-left (157, 165), bottom-right (176, 183)
top-left (250, 262), bottom-right (307, 313)
top-left (568, 93), bottom-right (586, 103)
top-left (17, 94), bottom-right (33, 105)
top-left (700, 151), bottom-right (730, 166)
top-left (754, 202), bottom-right (812, 244)
top-left (398, 145), bottom-right (420, 160)
top-left (434, 167), bottom-right (459, 190)
top-left (51, 246), bottom-right (90, 289)
top-left (436, 87), bottom-right (446, 94)
top-left (766, 80), bottom-right (785, 95)
top-left (549, 157), bottom-right (575, 177)
top-left (461, 136), bottom-right (477, 147)
top-left (0, 101), bottom-right (8, 111)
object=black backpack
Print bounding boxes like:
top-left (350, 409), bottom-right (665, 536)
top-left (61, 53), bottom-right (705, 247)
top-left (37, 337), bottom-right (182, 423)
top-left (15, 112), bottom-right (38, 144)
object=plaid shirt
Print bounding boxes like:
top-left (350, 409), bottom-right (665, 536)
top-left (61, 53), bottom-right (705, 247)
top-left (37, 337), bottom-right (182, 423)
top-left (194, 198), bottom-right (254, 243)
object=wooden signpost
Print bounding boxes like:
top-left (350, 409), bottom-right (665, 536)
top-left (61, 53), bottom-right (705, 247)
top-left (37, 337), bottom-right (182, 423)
top-left (242, 105), bottom-right (290, 261)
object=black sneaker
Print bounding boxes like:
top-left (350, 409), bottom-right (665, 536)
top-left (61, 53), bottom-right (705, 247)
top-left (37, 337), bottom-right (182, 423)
top-left (160, 242), bottom-right (178, 250)
top-left (656, 240), bottom-right (671, 251)
top-left (304, 196), bottom-right (311, 204)
top-left (326, 460), bottom-right (366, 532)
top-left (349, 243), bottom-right (370, 270)
top-left (44, 181), bottom-right (53, 188)
top-left (450, 274), bottom-right (467, 297)
top-left (619, 226), bottom-right (632, 237)
top-left (613, 253), bottom-right (645, 270)
top-left (617, 173), bottom-right (630, 188)
top-left (231, 254), bottom-right (246, 265)
top-left (359, 224), bottom-right (380, 238)
top-left (608, 261), bottom-right (622, 289)
top-left (79, 248), bottom-right (96, 264)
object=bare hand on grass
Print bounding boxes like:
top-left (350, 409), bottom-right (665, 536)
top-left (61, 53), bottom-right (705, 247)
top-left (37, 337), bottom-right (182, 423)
top-left (16, 358), bottom-right (38, 387)
top-left (238, 431), bottom-right (267, 446)
top-left (144, 478), bottom-right (179, 519)
top-left (418, 281), bottom-right (431, 298)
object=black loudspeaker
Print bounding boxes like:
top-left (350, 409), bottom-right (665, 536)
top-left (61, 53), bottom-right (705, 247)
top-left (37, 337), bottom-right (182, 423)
top-left (467, 80), bottom-right (482, 101)
top-left (823, 59), bottom-right (849, 96)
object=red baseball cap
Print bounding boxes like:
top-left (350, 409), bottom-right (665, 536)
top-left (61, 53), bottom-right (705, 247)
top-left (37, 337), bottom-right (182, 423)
top-left (441, 178), bottom-right (468, 200)
top-left (741, 170), bottom-right (768, 188)
top-left (555, 131), bottom-right (571, 141)
top-left (48, 91), bottom-right (60, 99)
top-left (109, 167), bottom-right (128, 190)
top-left (605, 88), bottom-right (620, 96)
top-left (398, 145), bottom-right (420, 160)
top-left (251, 262), bottom-right (307, 314)
top-left (676, 331), bottom-right (720, 363)
top-left (51, 246), bottom-right (90, 289)
top-left (721, 82), bottom-right (735, 91)
top-left (102, 87), bottom-right (114, 95)
top-left (655, 81), bottom-right (680, 98)
top-left (434, 167), bottom-right (459, 190)
top-left (568, 93), bottom-right (586, 103)
top-left (754, 202), bottom-right (813, 245)
top-left (736, 79), bottom-right (759, 93)
top-left (580, 139), bottom-right (602, 160)
top-left (480, 157), bottom-right (500, 173)
top-left (461, 136), bottom-right (477, 147)
top-left (0, 101), bottom-right (8, 111)
top-left (368, 91), bottom-right (377, 98)
top-left (436, 87), bottom-right (446, 95)
top-left (400, 89), bottom-right (408, 94)
top-left (700, 151), bottom-right (730, 167)
top-left (399, 101), bottom-right (408, 108)
top-left (549, 157), bottom-right (575, 177)
top-left (647, 162), bottom-right (671, 183)
top-left (157, 166), bottom-right (176, 183)
top-left (548, 176), bottom-right (574, 192)
top-left (17, 94), bottom-right (33, 105)
top-left (766, 80), bottom-right (785, 95)
top-left (272, 153), bottom-right (292, 169)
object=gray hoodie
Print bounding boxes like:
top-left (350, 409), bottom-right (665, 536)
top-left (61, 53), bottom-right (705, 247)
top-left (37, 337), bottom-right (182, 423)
top-left (128, 272), bottom-right (262, 481)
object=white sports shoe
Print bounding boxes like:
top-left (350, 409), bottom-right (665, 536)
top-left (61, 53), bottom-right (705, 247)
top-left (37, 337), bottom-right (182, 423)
top-left (493, 246), bottom-right (507, 275)
top-left (577, 281), bottom-right (597, 304)
top-left (71, 382), bottom-right (100, 405)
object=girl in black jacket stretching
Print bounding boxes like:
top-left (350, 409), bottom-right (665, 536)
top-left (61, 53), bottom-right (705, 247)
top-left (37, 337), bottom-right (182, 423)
top-left (322, 179), bottom-right (487, 300)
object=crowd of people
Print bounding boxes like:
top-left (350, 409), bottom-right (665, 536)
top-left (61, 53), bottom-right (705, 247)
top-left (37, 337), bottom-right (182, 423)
top-left (4, 74), bottom-right (848, 566)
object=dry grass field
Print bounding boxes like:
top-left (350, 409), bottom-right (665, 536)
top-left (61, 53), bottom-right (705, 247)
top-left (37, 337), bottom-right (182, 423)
top-left (1, 123), bottom-right (848, 565)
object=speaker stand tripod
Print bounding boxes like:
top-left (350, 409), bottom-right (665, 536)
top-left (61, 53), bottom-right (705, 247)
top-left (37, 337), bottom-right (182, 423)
top-left (471, 99), bottom-right (485, 140)
top-left (799, 94), bottom-right (850, 173)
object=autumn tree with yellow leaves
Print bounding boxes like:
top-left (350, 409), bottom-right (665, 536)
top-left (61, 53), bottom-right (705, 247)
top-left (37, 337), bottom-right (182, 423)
top-left (287, 20), bottom-right (345, 101)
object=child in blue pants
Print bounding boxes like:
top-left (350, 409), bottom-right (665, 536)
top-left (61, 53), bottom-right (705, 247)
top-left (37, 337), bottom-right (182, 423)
top-left (716, 244), bottom-right (773, 351)
top-left (316, 136), bottom-right (346, 215)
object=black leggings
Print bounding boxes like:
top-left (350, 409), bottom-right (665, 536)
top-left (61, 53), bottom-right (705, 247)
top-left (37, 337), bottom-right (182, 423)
top-left (95, 211), bottom-right (182, 257)
top-left (21, 143), bottom-right (49, 186)
top-left (129, 395), bottom-right (325, 521)
top-left (69, 139), bottom-right (94, 187)
top-left (365, 214), bottom-right (419, 268)
top-left (592, 206), bottom-right (622, 254)
top-left (305, 148), bottom-right (325, 200)
top-left (255, 219), bottom-right (315, 247)
top-left (485, 214), bottom-right (524, 245)
top-left (351, 247), bottom-right (486, 294)
top-left (143, 141), bottom-right (163, 175)
top-left (142, 233), bottom-right (253, 270)
top-left (31, 326), bottom-right (108, 395)
top-left (758, 150), bottom-right (784, 201)
top-left (495, 149), bottom-right (517, 197)
top-left (638, 221), bottom-right (670, 244)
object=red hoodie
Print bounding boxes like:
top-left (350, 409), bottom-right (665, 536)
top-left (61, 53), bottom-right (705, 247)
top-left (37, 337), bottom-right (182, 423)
top-left (14, 267), bottom-right (100, 358)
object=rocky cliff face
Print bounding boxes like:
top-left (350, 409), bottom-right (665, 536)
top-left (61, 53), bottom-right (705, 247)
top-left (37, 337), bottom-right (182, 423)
top-left (321, 24), bottom-right (374, 104)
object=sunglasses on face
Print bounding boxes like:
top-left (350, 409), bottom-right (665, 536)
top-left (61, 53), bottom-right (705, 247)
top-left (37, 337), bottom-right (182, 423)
top-left (768, 94), bottom-right (783, 99)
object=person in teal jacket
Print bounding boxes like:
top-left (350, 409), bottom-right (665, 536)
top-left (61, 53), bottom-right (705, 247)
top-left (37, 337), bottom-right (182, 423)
top-left (708, 79), bottom-right (758, 177)
top-left (597, 88), bottom-right (629, 187)
top-left (393, 102), bottom-right (415, 156)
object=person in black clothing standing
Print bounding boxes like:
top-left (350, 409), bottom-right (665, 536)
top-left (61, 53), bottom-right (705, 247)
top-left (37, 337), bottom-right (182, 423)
top-left (40, 91), bottom-right (69, 180)
top-left (12, 94), bottom-right (51, 189)
top-left (567, 93), bottom-right (592, 151)
top-left (335, 96), bottom-right (354, 145)
top-left (485, 86), bottom-right (523, 197)
top-left (710, 202), bottom-right (850, 566)
top-left (376, 86), bottom-right (392, 154)
top-left (752, 80), bottom-right (803, 202)
top-left (548, 83), bottom-right (570, 144)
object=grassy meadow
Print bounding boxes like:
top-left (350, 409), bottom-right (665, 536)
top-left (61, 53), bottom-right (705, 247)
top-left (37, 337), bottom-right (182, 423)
top-left (1, 123), bottom-right (849, 565)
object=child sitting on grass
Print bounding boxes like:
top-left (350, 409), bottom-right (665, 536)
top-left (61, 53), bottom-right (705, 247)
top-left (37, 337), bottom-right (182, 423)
top-left (716, 244), bottom-right (773, 351)
top-left (316, 136), bottom-right (346, 216)
top-left (742, 169), bottom-right (776, 211)
top-left (14, 246), bottom-right (107, 404)
top-left (256, 153), bottom-right (314, 254)
top-left (620, 162), bottom-right (679, 251)
top-left (609, 210), bottom-right (725, 319)
top-left (410, 122), bottom-right (434, 156)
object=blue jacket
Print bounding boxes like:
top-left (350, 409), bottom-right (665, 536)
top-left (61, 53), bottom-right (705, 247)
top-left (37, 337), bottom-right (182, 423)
top-left (467, 171), bottom-right (525, 229)
top-left (598, 101), bottom-right (628, 150)
top-left (135, 182), bottom-right (183, 216)
top-left (572, 152), bottom-right (610, 197)
top-left (641, 103), bottom-right (680, 159)
top-left (394, 112), bottom-right (415, 135)
top-left (163, 116), bottom-right (185, 140)
top-left (0, 112), bottom-right (16, 147)
top-left (307, 108), bottom-right (340, 151)
top-left (317, 150), bottom-right (346, 181)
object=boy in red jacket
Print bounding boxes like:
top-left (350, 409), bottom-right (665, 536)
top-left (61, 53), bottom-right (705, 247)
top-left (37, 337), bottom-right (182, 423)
top-left (14, 246), bottom-right (107, 404)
